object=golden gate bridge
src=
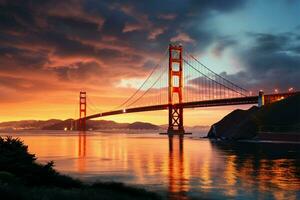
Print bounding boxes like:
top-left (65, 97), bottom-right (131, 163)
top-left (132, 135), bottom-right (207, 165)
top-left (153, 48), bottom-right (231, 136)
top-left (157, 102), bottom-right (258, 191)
top-left (73, 44), bottom-right (299, 135)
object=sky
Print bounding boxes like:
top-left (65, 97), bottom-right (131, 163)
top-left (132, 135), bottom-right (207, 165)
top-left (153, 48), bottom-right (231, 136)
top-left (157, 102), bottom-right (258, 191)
top-left (0, 0), bottom-right (300, 125)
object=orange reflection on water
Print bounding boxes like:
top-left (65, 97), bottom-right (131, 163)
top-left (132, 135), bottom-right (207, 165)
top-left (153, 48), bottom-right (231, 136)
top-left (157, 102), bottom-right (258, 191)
top-left (78, 131), bottom-right (86, 172)
top-left (269, 159), bottom-right (299, 191)
top-left (5, 132), bottom-right (299, 200)
top-left (223, 155), bottom-right (237, 197)
top-left (167, 136), bottom-right (188, 200)
top-left (255, 158), bottom-right (299, 200)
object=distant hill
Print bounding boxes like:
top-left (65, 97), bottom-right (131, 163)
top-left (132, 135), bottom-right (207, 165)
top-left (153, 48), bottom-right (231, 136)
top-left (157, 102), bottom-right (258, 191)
top-left (42, 119), bottom-right (160, 131)
top-left (0, 119), bottom-right (160, 131)
top-left (207, 94), bottom-right (300, 141)
top-left (127, 122), bottom-right (159, 130)
top-left (0, 119), bottom-right (210, 132)
top-left (0, 119), bottom-right (61, 131)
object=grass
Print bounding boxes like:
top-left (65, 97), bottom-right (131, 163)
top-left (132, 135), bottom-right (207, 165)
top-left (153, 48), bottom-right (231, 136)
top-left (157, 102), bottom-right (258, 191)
top-left (0, 136), bottom-right (161, 200)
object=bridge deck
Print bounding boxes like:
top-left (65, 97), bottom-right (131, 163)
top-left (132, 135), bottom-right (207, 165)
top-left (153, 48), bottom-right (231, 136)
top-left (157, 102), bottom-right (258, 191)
top-left (84, 96), bottom-right (259, 120)
top-left (81, 91), bottom-right (300, 121)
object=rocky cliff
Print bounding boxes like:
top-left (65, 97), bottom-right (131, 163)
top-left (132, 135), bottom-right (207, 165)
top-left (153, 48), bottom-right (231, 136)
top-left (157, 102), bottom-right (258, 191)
top-left (207, 94), bottom-right (300, 140)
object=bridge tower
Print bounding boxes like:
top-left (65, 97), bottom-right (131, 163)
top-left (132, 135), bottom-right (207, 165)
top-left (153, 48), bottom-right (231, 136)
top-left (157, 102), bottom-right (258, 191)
top-left (167, 44), bottom-right (185, 135)
top-left (79, 91), bottom-right (86, 131)
top-left (258, 90), bottom-right (264, 107)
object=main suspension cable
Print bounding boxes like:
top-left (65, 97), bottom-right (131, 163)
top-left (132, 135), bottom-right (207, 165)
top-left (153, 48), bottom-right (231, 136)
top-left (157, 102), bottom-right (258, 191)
top-left (183, 59), bottom-right (247, 97)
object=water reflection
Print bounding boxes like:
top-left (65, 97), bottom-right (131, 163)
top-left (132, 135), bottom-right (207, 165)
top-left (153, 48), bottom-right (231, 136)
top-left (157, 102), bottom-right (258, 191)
top-left (211, 141), bottom-right (300, 200)
top-left (168, 136), bottom-right (188, 200)
top-left (3, 132), bottom-right (299, 200)
top-left (78, 131), bottom-right (86, 172)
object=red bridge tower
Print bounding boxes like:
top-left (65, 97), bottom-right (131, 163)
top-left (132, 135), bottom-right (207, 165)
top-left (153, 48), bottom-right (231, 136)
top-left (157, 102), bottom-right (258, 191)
top-left (79, 91), bottom-right (86, 131)
top-left (167, 44), bottom-right (186, 135)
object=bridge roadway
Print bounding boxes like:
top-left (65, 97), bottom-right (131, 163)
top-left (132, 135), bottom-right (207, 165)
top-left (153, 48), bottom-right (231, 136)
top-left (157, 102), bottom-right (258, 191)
top-left (82, 91), bottom-right (300, 120)
top-left (84, 95), bottom-right (259, 120)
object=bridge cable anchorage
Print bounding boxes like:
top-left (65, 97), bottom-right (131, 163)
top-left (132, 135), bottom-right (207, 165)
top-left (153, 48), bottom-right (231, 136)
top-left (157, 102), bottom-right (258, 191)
top-left (110, 48), bottom-right (169, 111)
top-left (183, 59), bottom-right (247, 97)
top-left (185, 53), bottom-right (248, 95)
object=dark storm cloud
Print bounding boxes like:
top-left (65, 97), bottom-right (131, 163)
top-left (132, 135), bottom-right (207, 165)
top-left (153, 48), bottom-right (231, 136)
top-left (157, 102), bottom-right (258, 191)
top-left (228, 33), bottom-right (300, 92)
top-left (0, 45), bottom-right (49, 71)
top-left (46, 15), bottom-right (102, 41)
top-left (52, 61), bottom-right (104, 81)
top-left (0, 1), bottom-right (35, 31)
top-left (0, 0), bottom-right (252, 105)
top-left (187, 32), bottom-right (300, 93)
top-left (0, 0), bottom-right (248, 77)
top-left (82, 0), bottom-right (248, 52)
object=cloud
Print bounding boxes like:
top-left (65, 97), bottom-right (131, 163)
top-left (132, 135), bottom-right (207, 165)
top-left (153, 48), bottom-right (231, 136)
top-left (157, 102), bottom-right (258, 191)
top-left (158, 14), bottom-right (176, 20)
top-left (0, 0), bottom-right (251, 109)
top-left (171, 32), bottom-right (195, 44)
top-left (212, 37), bottom-right (237, 57)
top-left (181, 31), bottom-right (300, 95)
top-left (148, 28), bottom-right (165, 40)
top-left (123, 22), bottom-right (143, 33)
top-left (2, 0), bottom-right (298, 123)
top-left (229, 32), bottom-right (300, 92)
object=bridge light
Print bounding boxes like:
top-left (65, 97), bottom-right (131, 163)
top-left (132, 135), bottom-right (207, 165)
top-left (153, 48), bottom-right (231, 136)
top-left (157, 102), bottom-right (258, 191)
top-left (288, 87), bottom-right (294, 92)
top-left (123, 109), bottom-right (126, 113)
top-left (274, 89), bottom-right (279, 94)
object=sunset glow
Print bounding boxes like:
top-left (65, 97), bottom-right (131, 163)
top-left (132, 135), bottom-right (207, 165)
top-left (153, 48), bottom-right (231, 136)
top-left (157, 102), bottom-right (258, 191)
top-left (0, 0), bottom-right (300, 126)
top-left (0, 1), bottom-right (300, 200)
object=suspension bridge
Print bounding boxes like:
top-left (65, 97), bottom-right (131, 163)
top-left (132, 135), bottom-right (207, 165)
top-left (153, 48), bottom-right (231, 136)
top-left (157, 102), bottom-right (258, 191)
top-left (74, 44), bottom-right (299, 135)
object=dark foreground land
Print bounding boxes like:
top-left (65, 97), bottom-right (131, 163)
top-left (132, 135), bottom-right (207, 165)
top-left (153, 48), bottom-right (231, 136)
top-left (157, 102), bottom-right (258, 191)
top-left (0, 137), bottom-right (161, 200)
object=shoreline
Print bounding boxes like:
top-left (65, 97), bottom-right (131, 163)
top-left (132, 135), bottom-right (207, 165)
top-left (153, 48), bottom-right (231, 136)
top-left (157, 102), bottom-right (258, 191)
top-left (0, 136), bottom-right (161, 200)
top-left (206, 131), bottom-right (300, 144)
top-left (238, 139), bottom-right (300, 144)
top-left (206, 137), bottom-right (300, 144)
